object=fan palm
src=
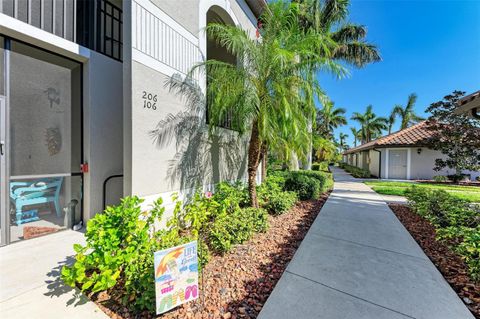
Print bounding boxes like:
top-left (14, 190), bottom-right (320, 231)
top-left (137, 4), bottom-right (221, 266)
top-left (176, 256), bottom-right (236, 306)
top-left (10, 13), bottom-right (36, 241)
top-left (351, 105), bottom-right (388, 143)
top-left (392, 93), bottom-right (425, 130)
top-left (198, 2), bottom-right (346, 207)
top-left (315, 101), bottom-right (347, 137)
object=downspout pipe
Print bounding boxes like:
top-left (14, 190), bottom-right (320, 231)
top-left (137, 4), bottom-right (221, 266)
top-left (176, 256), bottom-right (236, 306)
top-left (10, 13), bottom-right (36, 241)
top-left (472, 107), bottom-right (480, 119)
top-left (373, 149), bottom-right (381, 179)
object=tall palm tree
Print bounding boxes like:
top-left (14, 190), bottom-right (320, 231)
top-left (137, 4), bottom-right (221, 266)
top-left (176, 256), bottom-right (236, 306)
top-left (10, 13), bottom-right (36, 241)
top-left (199, 2), bottom-right (346, 207)
top-left (338, 132), bottom-right (348, 150)
top-left (351, 105), bottom-right (388, 143)
top-left (316, 101), bottom-right (347, 137)
top-left (295, 0), bottom-right (381, 68)
top-left (387, 110), bottom-right (396, 134)
top-left (350, 127), bottom-right (360, 147)
top-left (392, 93), bottom-right (425, 130)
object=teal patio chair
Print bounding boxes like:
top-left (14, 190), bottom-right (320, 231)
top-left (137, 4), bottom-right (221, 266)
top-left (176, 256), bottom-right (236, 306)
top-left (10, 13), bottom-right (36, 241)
top-left (10, 177), bottom-right (64, 225)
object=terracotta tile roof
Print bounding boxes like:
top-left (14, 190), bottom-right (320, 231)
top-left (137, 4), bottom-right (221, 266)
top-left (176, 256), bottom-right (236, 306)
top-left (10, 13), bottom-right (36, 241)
top-left (458, 90), bottom-right (480, 106)
top-left (344, 121), bottom-right (432, 154)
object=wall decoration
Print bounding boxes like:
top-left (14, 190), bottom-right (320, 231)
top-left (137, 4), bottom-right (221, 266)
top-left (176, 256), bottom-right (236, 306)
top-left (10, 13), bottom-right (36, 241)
top-left (154, 241), bottom-right (199, 314)
top-left (45, 127), bottom-right (62, 155)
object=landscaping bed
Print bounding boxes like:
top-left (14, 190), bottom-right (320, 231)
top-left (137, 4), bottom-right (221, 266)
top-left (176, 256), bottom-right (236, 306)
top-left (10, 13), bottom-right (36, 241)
top-left (94, 194), bottom-right (330, 319)
top-left (389, 203), bottom-right (480, 318)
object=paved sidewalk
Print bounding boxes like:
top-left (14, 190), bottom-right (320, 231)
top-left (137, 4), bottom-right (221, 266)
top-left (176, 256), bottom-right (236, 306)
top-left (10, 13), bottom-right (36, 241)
top-left (0, 230), bottom-right (107, 319)
top-left (258, 167), bottom-right (473, 319)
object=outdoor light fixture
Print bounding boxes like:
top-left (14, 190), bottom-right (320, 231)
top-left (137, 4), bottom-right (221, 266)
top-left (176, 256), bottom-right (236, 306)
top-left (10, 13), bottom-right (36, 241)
top-left (417, 148), bottom-right (422, 155)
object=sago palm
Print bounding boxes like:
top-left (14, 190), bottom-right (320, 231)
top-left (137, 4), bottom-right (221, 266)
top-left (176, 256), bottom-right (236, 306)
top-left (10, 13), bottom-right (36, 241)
top-left (392, 93), bottom-right (425, 130)
top-left (198, 2), bottom-right (346, 207)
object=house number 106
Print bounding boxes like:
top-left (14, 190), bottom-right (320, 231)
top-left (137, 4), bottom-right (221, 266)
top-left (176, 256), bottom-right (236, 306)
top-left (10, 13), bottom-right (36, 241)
top-left (142, 91), bottom-right (157, 110)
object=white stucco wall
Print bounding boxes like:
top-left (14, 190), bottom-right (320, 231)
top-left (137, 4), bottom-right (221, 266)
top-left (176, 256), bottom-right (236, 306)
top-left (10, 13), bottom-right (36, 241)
top-left (83, 51), bottom-right (123, 220)
top-left (123, 0), bottom-right (257, 213)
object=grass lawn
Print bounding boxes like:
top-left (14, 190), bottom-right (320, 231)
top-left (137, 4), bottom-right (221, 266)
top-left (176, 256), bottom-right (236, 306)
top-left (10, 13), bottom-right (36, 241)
top-left (364, 181), bottom-right (480, 202)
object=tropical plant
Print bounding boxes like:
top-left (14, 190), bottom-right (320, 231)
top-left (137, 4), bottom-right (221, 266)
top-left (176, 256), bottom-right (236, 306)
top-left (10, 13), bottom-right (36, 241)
top-left (425, 91), bottom-right (480, 181)
top-left (199, 2), bottom-right (348, 207)
top-left (387, 110), bottom-right (396, 134)
top-left (351, 105), bottom-right (388, 143)
top-left (338, 132), bottom-right (348, 150)
top-left (315, 101), bottom-right (347, 137)
top-left (313, 135), bottom-right (339, 163)
top-left (391, 93), bottom-right (424, 130)
top-left (350, 127), bottom-right (360, 147)
top-left (295, 0), bottom-right (381, 67)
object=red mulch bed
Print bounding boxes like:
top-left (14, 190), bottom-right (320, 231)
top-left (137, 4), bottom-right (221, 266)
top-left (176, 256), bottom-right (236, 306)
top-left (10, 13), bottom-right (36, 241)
top-left (95, 193), bottom-right (330, 319)
top-left (389, 203), bottom-right (480, 318)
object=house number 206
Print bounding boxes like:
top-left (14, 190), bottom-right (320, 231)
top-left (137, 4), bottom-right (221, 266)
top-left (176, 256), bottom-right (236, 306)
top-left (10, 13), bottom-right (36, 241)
top-left (142, 91), bottom-right (157, 110)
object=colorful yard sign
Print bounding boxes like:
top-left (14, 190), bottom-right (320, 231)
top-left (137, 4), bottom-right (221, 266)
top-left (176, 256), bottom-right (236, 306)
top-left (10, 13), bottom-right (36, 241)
top-left (154, 241), bottom-right (199, 314)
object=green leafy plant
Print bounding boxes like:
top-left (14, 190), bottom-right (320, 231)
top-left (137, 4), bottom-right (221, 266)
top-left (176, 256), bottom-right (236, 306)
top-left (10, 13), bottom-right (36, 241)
top-left (405, 186), bottom-right (480, 281)
top-left (433, 175), bottom-right (448, 182)
top-left (61, 197), bottom-right (191, 312)
top-left (284, 174), bottom-right (321, 200)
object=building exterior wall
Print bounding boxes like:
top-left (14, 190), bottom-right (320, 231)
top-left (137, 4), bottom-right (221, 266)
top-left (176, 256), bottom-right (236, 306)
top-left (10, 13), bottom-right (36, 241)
top-left (83, 51), bottom-right (123, 221)
top-left (123, 0), bottom-right (256, 213)
top-left (345, 147), bottom-right (480, 181)
top-left (1, 11), bottom-right (124, 222)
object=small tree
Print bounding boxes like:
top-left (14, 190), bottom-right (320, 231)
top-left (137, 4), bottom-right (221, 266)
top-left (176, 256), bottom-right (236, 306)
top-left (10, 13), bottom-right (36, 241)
top-left (425, 90), bottom-right (480, 181)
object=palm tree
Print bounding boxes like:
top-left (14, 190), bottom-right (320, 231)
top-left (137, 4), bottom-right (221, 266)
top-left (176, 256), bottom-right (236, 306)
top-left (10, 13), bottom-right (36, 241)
top-left (350, 127), bottom-right (360, 147)
top-left (351, 105), bottom-right (388, 143)
top-left (295, 0), bottom-right (381, 68)
top-left (315, 101), bottom-right (347, 137)
top-left (391, 93), bottom-right (425, 130)
top-left (387, 110), bottom-right (396, 134)
top-left (199, 2), bottom-right (346, 207)
top-left (338, 132), bottom-right (348, 150)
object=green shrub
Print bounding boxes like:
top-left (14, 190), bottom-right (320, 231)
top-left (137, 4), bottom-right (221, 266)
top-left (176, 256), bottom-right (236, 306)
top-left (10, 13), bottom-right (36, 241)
top-left (405, 186), bottom-right (480, 281)
top-left (456, 227), bottom-right (480, 281)
top-left (433, 175), bottom-right (448, 182)
top-left (208, 207), bottom-right (268, 253)
top-left (295, 170), bottom-right (333, 193)
top-left (61, 197), bottom-right (191, 312)
top-left (312, 161), bottom-right (329, 171)
top-left (284, 174), bottom-right (321, 200)
top-left (339, 163), bottom-right (371, 178)
top-left (263, 191), bottom-right (297, 215)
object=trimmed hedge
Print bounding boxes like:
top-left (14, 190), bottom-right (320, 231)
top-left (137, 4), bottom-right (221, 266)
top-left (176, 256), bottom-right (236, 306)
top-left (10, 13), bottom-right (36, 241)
top-left (339, 162), bottom-right (371, 178)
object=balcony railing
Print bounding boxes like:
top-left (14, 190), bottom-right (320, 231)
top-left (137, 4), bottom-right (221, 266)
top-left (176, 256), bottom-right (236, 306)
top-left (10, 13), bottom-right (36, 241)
top-left (1, 0), bottom-right (123, 61)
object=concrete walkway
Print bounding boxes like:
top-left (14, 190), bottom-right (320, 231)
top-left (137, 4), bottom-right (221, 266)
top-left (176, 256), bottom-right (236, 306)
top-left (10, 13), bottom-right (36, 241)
top-left (0, 230), bottom-right (107, 319)
top-left (258, 167), bottom-right (473, 319)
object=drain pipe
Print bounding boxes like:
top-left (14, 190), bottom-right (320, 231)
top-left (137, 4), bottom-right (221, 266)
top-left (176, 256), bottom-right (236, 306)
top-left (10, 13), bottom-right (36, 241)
top-left (373, 149), bottom-right (382, 179)
top-left (472, 107), bottom-right (480, 119)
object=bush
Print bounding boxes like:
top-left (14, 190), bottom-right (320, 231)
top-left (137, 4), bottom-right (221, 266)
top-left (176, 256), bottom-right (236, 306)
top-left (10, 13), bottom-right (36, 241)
top-left (405, 186), bottom-right (480, 281)
top-left (61, 197), bottom-right (191, 312)
top-left (339, 163), bottom-right (371, 178)
top-left (208, 207), bottom-right (268, 253)
top-left (263, 191), bottom-right (297, 215)
top-left (295, 170), bottom-right (333, 193)
top-left (312, 161), bottom-right (329, 171)
top-left (284, 174), bottom-right (321, 200)
top-left (433, 175), bottom-right (448, 182)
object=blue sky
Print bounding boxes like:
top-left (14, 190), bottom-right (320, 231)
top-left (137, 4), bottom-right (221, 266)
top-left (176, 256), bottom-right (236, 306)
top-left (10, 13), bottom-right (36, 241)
top-left (317, 0), bottom-right (480, 147)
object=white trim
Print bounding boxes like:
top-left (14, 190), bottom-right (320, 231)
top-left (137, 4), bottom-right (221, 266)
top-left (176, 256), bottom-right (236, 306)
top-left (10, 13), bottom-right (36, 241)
top-left (385, 148), bottom-right (389, 179)
top-left (0, 12), bottom-right (90, 62)
top-left (132, 48), bottom-right (185, 78)
top-left (407, 148), bottom-right (412, 180)
top-left (134, 0), bottom-right (198, 43)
